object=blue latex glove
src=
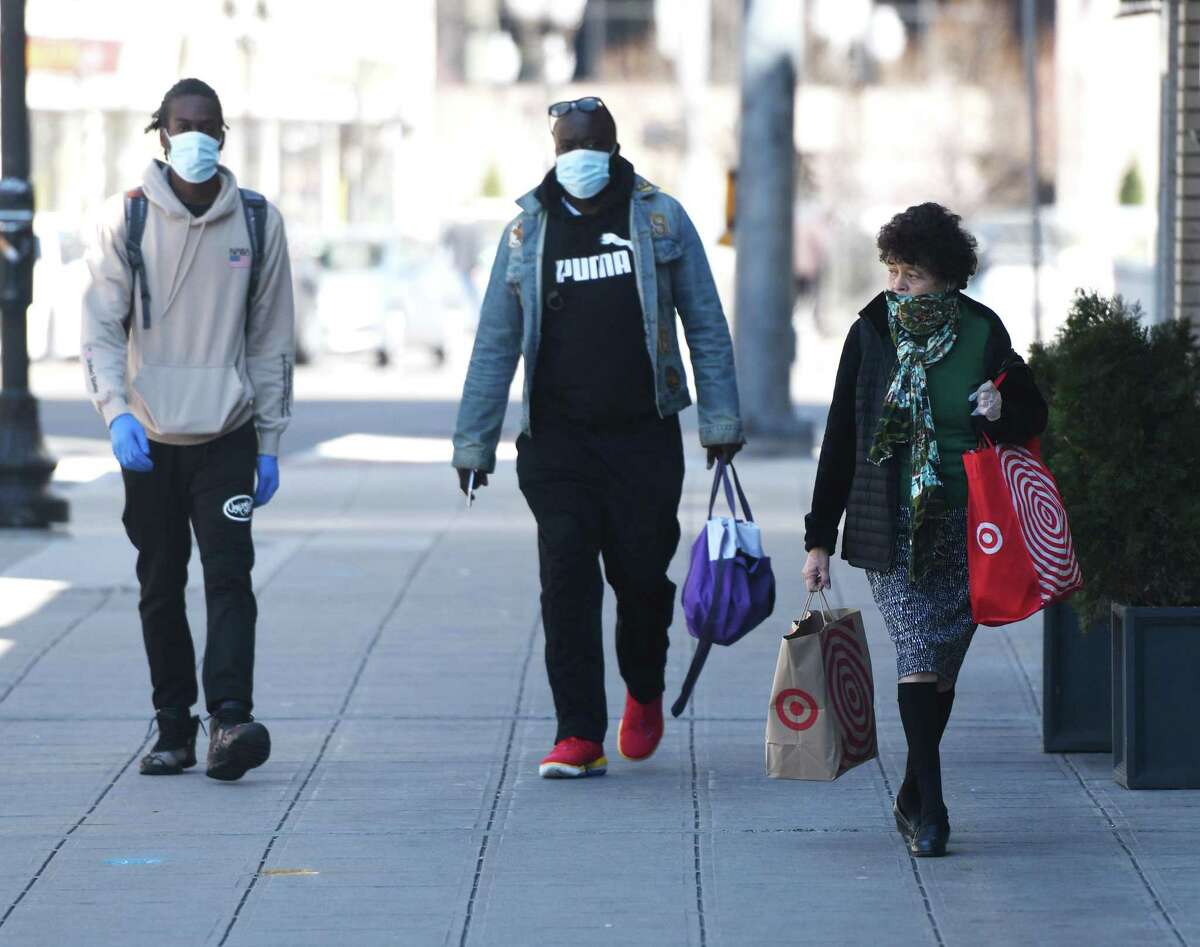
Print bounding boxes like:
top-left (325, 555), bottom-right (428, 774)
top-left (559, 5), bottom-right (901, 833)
top-left (109, 413), bottom-right (154, 472)
top-left (254, 454), bottom-right (279, 507)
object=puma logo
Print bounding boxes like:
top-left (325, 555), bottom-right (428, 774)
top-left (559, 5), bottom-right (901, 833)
top-left (600, 232), bottom-right (634, 251)
top-left (555, 250), bottom-right (632, 284)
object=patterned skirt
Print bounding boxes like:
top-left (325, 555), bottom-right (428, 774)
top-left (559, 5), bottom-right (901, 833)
top-left (865, 504), bottom-right (977, 685)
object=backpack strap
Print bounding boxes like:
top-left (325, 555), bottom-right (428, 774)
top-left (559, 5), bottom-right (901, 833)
top-left (123, 187), bottom-right (151, 332)
top-left (239, 188), bottom-right (268, 316)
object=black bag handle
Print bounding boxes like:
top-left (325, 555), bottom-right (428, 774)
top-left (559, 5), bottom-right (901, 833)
top-left (706, 459), bottom-right (755, 523)
top-left (671, 550), bottom-right (731, 718)
top-left (673, 461), bottom-right (760, 717)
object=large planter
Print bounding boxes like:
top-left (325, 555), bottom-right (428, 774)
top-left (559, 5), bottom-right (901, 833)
top-left (1112, 604), bottom-right (1200, 789)
top-left (1042, 602), bottom-right (1110, 753)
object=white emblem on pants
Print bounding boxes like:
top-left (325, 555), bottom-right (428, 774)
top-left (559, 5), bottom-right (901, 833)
top-left (223, 495), bottom-right (254, 522)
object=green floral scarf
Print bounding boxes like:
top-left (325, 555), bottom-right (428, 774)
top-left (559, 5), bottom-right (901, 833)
top-left (868, 291), bottom-right (960, 581)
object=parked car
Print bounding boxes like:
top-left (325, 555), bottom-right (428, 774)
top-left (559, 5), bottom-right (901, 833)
top-left (289, 244), bottom-right (321, 365)
top-left (23, 217), bottom-right (89, 361)
top-left (391, 242), bottom-right (478, 365)
top-left (312, 234), bottom-right (474, 368)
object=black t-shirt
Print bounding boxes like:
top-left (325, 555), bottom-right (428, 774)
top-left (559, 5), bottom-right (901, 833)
top-left (532, 159), bottom-right (657, 429)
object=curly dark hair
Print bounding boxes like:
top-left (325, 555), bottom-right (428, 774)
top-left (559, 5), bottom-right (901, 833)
top-left (144, 78), bottom-right (228, 134)
top-left (876, 202), bottom-right (979, 290)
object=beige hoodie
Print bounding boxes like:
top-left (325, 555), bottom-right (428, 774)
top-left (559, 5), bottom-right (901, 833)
top-left (82, 161), bottom-right (294, 454)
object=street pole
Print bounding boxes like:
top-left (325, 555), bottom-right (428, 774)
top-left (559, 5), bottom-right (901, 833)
top-left (0, 0), bottom-right (67, 527)
top-left (734, 0), bottom-right (810, 450)
top-left (1021, 0), bottom-right (1043, 345)
top-left (1156, 0), bottom-right (1179, 324)
top-left (1171, 0), bottom-right (1200, 333)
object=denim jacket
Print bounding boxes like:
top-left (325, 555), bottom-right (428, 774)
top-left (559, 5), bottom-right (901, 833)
top-left (452, 175), bottom-right (743, 472)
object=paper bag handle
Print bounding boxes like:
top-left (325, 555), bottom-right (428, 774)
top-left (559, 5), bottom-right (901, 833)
top-left (800, 588), bottom-right (835, 623)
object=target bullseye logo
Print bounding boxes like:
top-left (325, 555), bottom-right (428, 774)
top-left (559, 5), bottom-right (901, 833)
top-left (999, 445), bottom-right (1083, 599)
top-left (775, 688), bottom-right (819, 731)
top-left (976, 521), bottom-right (1003, 555)
top-left (821, 625), bottom-right (877, 764)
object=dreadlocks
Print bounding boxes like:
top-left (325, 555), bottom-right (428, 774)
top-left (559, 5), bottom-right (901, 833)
top-left (145, 78), bottom-right (228, 134)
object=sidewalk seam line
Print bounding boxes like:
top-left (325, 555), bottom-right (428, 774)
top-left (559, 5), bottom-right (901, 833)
top-left (688, 710), bottom-right (708, 947)
top-left (684, 465), bottom-right (708, 947)
top-left (0, 738), bottom-right (150, 928)
top-left (0, 531), bottom-right (315, 931)
top-left (874, 756), bottom-right (945, 946)
top-left (457, 613), bottom-right (540, 947)
top-left (0, 468), bottom-right (365, 934)
top-left (0, 589), bottom-right (115, 707)
top-left (218, 518), bottom-right (449, 947)
top-left (1001, 631), bottom-right (1189, 946)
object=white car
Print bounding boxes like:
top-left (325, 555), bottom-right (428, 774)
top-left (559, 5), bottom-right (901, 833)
top-left (23, 219), bottom-right (89, 361)
top-left (313, 236), bottom-right (474, 368)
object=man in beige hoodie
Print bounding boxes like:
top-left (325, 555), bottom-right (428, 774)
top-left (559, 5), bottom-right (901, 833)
top-left (82, 78), bottom-right (294, 782)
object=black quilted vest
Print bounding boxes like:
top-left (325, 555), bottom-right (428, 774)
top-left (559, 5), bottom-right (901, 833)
top-left (842, 317), bottom-right (899, 571)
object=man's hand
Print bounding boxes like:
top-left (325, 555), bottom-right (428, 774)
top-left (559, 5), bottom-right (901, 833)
top-left (706, 442), bottom-right (743, 470)
top-left (254, 455), bottom-right (280, 507)
top-left (109, 413), bottom-right (154, 472)
top-left (802, 548), bottom-right (831, 592)
top-left (457, 467), bottom-right (489, 497)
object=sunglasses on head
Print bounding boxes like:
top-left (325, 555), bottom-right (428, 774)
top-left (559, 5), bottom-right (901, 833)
top-left (548, 97), bottom-right (606, 121)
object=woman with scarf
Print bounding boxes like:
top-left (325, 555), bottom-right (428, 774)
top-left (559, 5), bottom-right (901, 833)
top-left (802, 203), bottom-right (1047, 857)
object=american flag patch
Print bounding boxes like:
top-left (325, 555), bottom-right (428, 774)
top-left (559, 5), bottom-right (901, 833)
top-left (229, 247), bottom-right (251, 268)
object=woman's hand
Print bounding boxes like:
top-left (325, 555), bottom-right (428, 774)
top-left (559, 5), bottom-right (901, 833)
top-left (969, 380), bottom-right (1002, 421)
top-left (802, 548), bottom-right (831, 592)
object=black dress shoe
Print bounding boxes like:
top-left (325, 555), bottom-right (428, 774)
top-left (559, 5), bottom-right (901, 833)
top-left (893, 800), bottom-right (917, 844)
top-left (910, 816), bottom-right (951, 858)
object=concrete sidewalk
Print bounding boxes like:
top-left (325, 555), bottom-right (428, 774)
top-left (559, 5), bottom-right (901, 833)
top-left (0, 445), bottom-right (1196, 947)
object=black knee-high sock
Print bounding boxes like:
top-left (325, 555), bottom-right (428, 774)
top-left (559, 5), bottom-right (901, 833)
top-left (897, 686), bottom-right (955, 816)
top-left (937, 687), bottom-right (956, 740)
top-left (897, 682), bottom-right (947, 823)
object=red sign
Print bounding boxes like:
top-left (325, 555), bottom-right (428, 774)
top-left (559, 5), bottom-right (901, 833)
top-left (27, 38), bottom-right (121, 76)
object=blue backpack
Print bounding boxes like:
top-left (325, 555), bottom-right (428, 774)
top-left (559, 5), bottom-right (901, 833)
top-left (122, 186), bottom-right (267, 333)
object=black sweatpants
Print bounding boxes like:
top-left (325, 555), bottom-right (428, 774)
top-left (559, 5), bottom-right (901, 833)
top-left (121, 420), bottom-right (258, 714)
top-left (517, 414), bottom-right (685, 744)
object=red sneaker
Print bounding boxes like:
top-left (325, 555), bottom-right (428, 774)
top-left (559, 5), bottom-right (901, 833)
top-left (539, 737), bottom-right (608, 779)
top-left (618, 691), bottom-right (664, 761)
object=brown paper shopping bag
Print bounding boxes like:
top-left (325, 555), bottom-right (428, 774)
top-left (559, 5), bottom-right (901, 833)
top-left (765, 590), bottom-right (878, 780)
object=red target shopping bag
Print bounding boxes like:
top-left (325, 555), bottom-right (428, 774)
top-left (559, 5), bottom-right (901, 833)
top-left (765, 591), bottom-right (878, 780)
top-left (964, 436), bottom-right (1082, 626)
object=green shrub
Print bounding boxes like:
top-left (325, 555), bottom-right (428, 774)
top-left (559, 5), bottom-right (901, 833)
top-left (481, 164), bottom-right (504, 199)
top-left (1118, 161), bottom-right (1145, 206)
top-left (1028, 291), bottom-right (1200, 622)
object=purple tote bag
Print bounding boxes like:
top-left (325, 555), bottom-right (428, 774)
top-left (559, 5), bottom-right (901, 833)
top-left (671, 461), bottom-right (775, 717)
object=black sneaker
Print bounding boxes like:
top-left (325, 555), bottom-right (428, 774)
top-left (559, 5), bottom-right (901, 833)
top-left (140, 708), bottom-right (201, 776)
top-left (206, 701), bottom-right (271, 781)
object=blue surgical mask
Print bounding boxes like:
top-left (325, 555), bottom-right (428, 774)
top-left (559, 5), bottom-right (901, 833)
top-left (555, 148), bottom-right (611, 200)
top-left (167, 131), bottom-right (221, 184)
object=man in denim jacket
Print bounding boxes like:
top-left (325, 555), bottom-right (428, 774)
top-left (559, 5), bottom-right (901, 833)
top-left (452, 98), bottom-right (743, 779)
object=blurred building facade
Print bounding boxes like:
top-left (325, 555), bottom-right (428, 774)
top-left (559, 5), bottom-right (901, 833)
top-left (0, 0), bottom-right (1176, 362)
top-left (13, 0), bottom-right (436, 236)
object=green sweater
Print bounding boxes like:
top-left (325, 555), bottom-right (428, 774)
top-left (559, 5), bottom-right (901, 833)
top-left (896, 305), bottom-right (990, 510)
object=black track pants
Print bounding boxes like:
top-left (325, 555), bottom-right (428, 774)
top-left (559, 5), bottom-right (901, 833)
top-left (121, 421), bottom-right (258, 714)
top-left (517, 415), bottom-right (684, 744)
